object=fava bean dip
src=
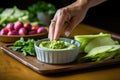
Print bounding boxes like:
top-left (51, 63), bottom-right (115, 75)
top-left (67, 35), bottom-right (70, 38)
top-left (39, 40), bottom-right (76, 50)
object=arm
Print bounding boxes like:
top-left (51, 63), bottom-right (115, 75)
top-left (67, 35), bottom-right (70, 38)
top-left (86, 0), bottom-right (107, 8)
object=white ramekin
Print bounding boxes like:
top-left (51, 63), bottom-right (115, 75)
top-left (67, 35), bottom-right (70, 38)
top-left (34, 38), bottom-right (80, 64)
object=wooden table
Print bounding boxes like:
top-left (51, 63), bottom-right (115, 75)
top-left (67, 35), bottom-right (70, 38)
top-left (0, 24), bottom-right (120, 80)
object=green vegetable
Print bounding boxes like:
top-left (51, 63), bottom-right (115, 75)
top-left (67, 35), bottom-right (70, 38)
top-left (0, 8), bottom-right (14, 26)
top-left (28, 1), bottom-right (56, 26)
top-left (28, 1), bottom-right (56, 16)
top-left (0, 1), bottom-right (56, 27)
top-left (83, 45), bottom-right (120, 61)
top-left (74, 32), bottom-right (111, 53)
top-left (84, 36), bottom-right (118, 53)
top-left (75, 32), bottom-right (120, 62)
top-left (0, 6), bottom-right (30, 26)
top-left (9, 37), bottom-right (36, 56)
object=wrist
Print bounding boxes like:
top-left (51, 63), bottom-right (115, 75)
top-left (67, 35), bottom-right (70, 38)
top-left (76, 0), bottom-right (90, 10)
top-left (76, 0), bottom-right (89, 8)
top-left (85, 0), bottom-right (107, 8)
top-left (77, 0), bottom-right (107, 8)
top-left (64, 0), bottom-right (89, 16)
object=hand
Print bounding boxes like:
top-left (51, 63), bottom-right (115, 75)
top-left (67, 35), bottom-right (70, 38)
top-left (48, 0), bottom-right (89, 40)
top-left (48, 0), bottom-right (107, 40)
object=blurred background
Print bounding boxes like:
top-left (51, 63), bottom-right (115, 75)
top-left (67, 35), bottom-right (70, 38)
top-left (0, 0), bottom-right (120, 34)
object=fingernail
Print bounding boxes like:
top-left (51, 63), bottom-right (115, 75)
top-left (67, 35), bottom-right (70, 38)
top-left (50, 38), bottom-right (52, 41)
top-left (65, 31), bottom-right (70, 37)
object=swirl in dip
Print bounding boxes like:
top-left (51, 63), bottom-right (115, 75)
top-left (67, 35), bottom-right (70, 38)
top-left (39, 40), bottom-right (76, 50)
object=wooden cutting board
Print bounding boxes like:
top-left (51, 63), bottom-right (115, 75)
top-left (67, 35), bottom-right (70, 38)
top-left (1, 43), bottom-right (120, 74)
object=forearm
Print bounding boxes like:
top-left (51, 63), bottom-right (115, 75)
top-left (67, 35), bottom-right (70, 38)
top-left (87, 0), bottom-right (107, 8)
top-left (77, 0), bottom-right (107, 9)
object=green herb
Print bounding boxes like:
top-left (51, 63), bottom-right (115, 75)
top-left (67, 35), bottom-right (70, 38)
top-left (27, 1), bottom-right (56, 26)
top-left (9, 37), bottom-right (36, 56)
top-left (28, 1), bottom-right (56, 16)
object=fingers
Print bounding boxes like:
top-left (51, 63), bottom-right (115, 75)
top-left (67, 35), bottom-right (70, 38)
top-left (64, 10), bottom-right (87, 36)
top-left (53, 12), bottom-right (66, 40)
top-left (48, 19), bottom-right (56, 41)
top-left (65, 18), bottom-right (80, 36)
top-left (48, 8), bottom-right (70, 40)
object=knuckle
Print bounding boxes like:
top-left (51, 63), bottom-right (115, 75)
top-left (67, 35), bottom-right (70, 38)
top-left (57, 8), bottom-right (67, 15)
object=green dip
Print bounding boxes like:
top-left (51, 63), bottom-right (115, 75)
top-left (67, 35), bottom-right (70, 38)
top-left (39, 40), bottom-right (76, 50)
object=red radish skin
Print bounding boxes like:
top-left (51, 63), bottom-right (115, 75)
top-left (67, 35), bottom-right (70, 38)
top-left (28, 30), bottom-right (37, 35)
top-left (0, 28), bottom-right (9, 35)
top-left (0, 21), bottom-right (47, 36)
top-left (24, 23), bottom-right (32, 31)
top-left (18, 27), bottom-right (27, 35)
top-left (37, 27), bottom-right (47, 34)
top-left (14, 21), bottom-right (24, 31)
top-left (7, 30), bottom-right (18, 35)
top-left (6, 23), bottom-right (14, 31)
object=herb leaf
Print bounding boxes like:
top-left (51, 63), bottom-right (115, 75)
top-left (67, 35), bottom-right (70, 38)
top-left (9, 37), bottom-right (36, 56)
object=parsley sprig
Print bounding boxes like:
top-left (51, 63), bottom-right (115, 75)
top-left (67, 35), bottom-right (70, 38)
top-left (9, 37), bottom-right (36, 56)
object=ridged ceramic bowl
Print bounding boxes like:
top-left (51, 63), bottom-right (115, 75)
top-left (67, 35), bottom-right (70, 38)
top-left (34, 38), bottom-right (81, 64)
